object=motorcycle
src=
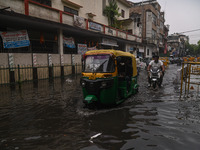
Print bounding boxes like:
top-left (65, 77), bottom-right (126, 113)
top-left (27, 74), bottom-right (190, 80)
top-left (149, 66), bottom-right (162, 89)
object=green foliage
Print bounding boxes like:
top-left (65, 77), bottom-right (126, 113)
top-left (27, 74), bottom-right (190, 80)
top-left (185, 40), bottom-right (200, 56)
top-left (103, 0), bottom-right (121, 28)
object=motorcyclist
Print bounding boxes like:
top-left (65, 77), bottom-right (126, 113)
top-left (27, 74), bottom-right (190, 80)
top-left (147, 55), bottom-right (165, 87)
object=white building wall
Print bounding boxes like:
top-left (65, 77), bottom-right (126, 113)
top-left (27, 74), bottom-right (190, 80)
top-left (0, 0), bottom-right (24, 14)
top-left (117, 1), bottom-right (130, 20)
top-left (146, 46), bottom-right (153, 58)
top-left (146, 11), bottom-right (152, 38)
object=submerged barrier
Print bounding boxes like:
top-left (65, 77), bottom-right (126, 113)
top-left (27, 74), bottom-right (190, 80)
top-left (0, 64), bottom-right (82, 85)
top-left (180, 62), bottom-right (200, 98)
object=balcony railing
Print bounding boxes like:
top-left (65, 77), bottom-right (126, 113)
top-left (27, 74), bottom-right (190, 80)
top-left (11, 0), bottom-right (141, 43)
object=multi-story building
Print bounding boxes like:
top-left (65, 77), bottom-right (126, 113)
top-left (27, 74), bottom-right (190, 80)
top-left (167, 33), bottom-right (189, 57)
top-left (0, 0), bottom-right (142, 67)
top-left (129, 0), bottom-right (168, 58)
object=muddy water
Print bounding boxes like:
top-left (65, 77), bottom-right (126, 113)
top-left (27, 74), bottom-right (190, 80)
top-left (0, 65), bottom-right (200, 150)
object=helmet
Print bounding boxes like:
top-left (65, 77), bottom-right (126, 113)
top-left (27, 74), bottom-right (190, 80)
top-left (154, 55), bottom-right (159, 59)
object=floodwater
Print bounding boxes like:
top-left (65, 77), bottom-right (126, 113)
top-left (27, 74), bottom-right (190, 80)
top-left (0, 64), bottom-right (200, 150)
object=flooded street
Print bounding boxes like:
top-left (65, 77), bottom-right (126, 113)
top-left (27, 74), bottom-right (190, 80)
top-left (0, 64), bottom-right (200, 150)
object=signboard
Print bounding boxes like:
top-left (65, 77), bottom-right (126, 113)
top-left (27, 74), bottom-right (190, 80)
top-left (74, 15), bottom-right (84, 28)
top-left (63, 37), bottom-right (76, 48)
top-left (89, 22), bottom-right (102, 31)
top-left (78, 44), bottom-right (87, 55)
top-left (101, 38), bottom-right (118, 47)
top-left (139, 48), bottom-right (144, 53)
top-left (88, 46), bottom-right (97, 51)
top-left (0, 30), bottom-right (30, 49)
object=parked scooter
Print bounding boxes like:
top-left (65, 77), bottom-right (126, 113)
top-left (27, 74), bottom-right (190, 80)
top-left (149, 66), bottom-right (162, 89)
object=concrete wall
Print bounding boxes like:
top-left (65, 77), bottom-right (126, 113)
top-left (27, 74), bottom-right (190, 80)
top-left (117, 1), bottom-right (130, 20)
top-left (0, 53), bottom-right (81, 66)
top-left (14, 53), bottom-right (32, 65)
top-left (51, 54), bottom-right (60, 65)
top-left (0, 53), bottom-right (8, 66)
top-left (79, 0), bottom-right (108, 25)
top-left (0, 0), bottom-right (24, 14)
top-left (63, 55), bottom-right (71, 64)
top-left (36, 54), bottom-right (48, 66)
top-left (29, 3), bottom-right (59, 23)
top-left (74, 54), bottom-right (81, 64)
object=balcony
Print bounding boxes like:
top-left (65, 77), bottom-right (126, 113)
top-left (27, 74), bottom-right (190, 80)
top-left (144, 38), bottom-right (157, 45)
top-left (1, 0), bottom-right (141, 43)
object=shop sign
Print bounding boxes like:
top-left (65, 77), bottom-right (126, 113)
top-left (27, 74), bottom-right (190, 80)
top-left (63, 37), bottom-right (76, 48)
top-left (88, 46), bottom-right (97, 51)
top-left (0, 30), bottom-right (30, 49)
top-left (74, 15), bottom-right (85, 28)
top-left (89, 22), bottom-right (102, 31)
top-left (139, 48), bottom-right (144, 53)
top-left (108, 28), bottom-right (113, 35)
top-left (101, 38), bottom-right (118, 47)
top-left (78, 44), bottom-right (87, 55)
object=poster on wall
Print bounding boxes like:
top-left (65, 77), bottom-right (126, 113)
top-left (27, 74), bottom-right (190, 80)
top-left (74, 15), bottom-right (85, 28)
top-left (0, 30), bottom-right (30, 49)
top-left (78, 44), bottom-right (87, 55)
top-left (89, 22), bottom-right (102, 31)
top-left (63, 37), bottom-right (76, 48)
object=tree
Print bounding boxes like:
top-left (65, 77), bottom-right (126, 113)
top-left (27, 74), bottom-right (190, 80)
top-left (103, 0), bottom-right (121, 28)
top-left (185, 40), bottom-right (200, 56)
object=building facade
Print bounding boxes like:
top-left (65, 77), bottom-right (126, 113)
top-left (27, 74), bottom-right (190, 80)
top-left (0, 0), bottom-right (142, 67)
top-left (167, 33), bottom-right (189, 57)
top-left (129, 0), bottom-right (168, 58)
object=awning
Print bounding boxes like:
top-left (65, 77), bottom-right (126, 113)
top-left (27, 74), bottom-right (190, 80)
top-left (0, 10), bottom-right (140, 45)
top-left (99, 43), bottom-right (119, 47)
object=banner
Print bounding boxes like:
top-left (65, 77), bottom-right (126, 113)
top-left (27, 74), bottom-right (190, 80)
top-left (63, 37), bottom-right (76, 48)
top-left (164, 43), bottom-right (167, 54)
top-left (0, 30), bottom-right (30, 48)
top-left (89, 22), bottom-right (102, 31)
top-left (78, 44), bottom-right (87, 55)
top-left (74, 15), bottom-right (84, 28)
top-left (87, 46), bottom-right (97, 51)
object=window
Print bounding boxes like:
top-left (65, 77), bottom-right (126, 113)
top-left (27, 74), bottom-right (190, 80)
top-left (64, 6), bottom-right (78, 15)
top-left (32, 0), bottom-right (51, 7)
top-left (160, 22), bottom-right (164, 30)
top-left (152, 13), bottom-right (157, 26)
top-left (84, 55), bottom-right (115, 73)
top-left (102, 0), bottom-right (106, 15)
top-left (147, 49), bottom-right (149, 56)
top-left (121, 9), bottom-right (125, 18)
top-left (152, 30), bottom-right (156, 40)
top-left (127, 29), bottom-right (132, 34)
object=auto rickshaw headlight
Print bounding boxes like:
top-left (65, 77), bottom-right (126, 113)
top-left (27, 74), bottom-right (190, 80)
top-left (81, 81), bottom-right (86, 87)
top-left (101, 81), bottom-right (107, 88)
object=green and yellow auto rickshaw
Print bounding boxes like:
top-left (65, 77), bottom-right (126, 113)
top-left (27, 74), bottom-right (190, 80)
top-left (80, 50), bottom-right (139, 106)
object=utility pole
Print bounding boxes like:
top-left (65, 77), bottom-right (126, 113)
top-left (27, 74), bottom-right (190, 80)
top-left (141, 0), bottom-right (146, 58)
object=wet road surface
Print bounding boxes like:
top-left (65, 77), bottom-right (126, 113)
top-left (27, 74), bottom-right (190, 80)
top-left (0, 64), bottom-right (200, 150)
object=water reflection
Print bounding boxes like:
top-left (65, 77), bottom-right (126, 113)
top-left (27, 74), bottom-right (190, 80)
top-left (0, 65), bottom-right (200, 150)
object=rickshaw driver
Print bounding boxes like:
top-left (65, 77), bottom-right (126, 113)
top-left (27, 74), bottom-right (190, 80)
top-left (147, 55), bottom-right (165, 87)
top-left (125, 58), bottom-right (133, 91)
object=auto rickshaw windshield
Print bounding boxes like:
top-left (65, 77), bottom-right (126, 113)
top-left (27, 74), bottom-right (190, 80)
top-left (83, 54), bottom-right (115, 73)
